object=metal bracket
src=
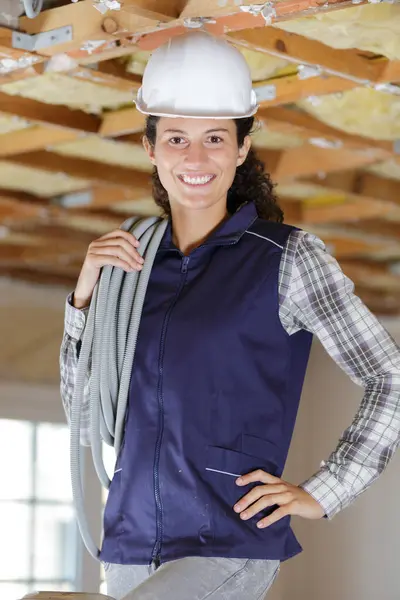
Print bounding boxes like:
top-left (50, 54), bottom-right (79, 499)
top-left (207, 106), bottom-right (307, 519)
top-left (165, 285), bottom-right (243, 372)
top-left (254, 84), bottom-right (276, 102)
top-left (12, 25), bottom-right (73, 52)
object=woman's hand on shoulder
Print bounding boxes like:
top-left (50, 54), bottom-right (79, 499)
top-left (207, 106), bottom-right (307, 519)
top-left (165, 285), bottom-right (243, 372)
top-left (73, 229), bottom-right (144, 309)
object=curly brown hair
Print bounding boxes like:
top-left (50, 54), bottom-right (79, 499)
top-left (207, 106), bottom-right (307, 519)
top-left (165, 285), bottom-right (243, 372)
top-left (144, 115), bottom-right (283, 223)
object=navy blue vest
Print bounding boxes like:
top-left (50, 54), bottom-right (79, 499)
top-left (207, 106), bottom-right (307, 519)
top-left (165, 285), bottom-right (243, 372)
top-left (100, 201), bottom-right (313, 565)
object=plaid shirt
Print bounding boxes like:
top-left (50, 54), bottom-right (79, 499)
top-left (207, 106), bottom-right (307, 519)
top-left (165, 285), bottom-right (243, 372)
top-left (60, 229), bottom-right (400, 520)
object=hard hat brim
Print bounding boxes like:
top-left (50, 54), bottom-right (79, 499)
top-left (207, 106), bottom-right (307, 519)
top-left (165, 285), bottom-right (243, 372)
top-left (134, 90), bottom-right (259, 120)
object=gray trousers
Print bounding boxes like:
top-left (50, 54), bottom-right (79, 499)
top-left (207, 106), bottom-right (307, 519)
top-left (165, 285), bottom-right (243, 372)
top-left (105, 557), bottom-right (280, 600)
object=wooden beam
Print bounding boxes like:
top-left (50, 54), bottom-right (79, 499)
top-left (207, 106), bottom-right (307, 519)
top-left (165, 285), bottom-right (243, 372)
top-left (0, 93), bottom-right (100, 133)
top-left (0, 266), bottom-right (79, 288)
top-left (307, 227), bottom-right (400, 260)
top-left (305, 171), bottom-right (400, 208)
top-left (180, 0), bottom-right (369, 22)
top-left (0, 126), bottom-right (80, 157)
top-left (338, 259), bottom-right (400, 292)
top-left (11, 0), bottom-right (372, 64)
top-left (0, 197), bottom-right (45, 222)
top-left (279, 194), bottom-right (398, 225)
top-left (355, 287), bottom-right (400, 316)
top-left (257, 107), bottom-right (392, 155)
top-left (18, 1), bottom-right (174, 58)
top-left (346, 220), bottom-right (400, 241)
top-left (100, 107), bottom-right (146, 137)
top-left (3, 151), bottom-right (152, 189)
top-left (67, 65), bottom-right (140, 93)
top-left (255, 72), bottom-right (359, 108)
top-left (229, 28), bottom-right (383, 82)
top-left (264, 145), bottom-right (385, 181)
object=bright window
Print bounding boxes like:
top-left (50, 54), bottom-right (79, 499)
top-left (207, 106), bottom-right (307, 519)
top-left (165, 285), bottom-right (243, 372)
top-left (0, 420), bottom-right (78, 600)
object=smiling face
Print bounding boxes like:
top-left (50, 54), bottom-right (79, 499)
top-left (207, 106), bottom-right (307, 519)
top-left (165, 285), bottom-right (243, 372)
top-left (143, 117), bottom-right (251, 215)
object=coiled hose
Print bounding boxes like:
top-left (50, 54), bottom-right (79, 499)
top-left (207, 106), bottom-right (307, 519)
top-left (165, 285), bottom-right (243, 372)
top-left (70, 215), bottom-right (167, 559)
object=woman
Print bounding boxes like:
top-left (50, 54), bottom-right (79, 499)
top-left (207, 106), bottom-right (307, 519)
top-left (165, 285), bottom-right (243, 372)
top-left (60, 32), bottom-right (400, 600)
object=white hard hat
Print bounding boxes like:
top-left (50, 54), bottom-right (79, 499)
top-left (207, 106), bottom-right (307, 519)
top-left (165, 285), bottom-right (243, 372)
top-left (134, 31), bottom-right (258, 119)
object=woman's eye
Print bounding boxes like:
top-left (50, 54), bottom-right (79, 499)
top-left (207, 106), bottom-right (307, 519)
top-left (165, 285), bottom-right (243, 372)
top-left (208, 136), bottom-right (223, 144)
top-left (169, 137), bottom-right (185, 145)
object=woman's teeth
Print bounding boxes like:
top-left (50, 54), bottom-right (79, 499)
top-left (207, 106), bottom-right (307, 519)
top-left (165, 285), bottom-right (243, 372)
top-left (180, 175), bottom-right (214, 185)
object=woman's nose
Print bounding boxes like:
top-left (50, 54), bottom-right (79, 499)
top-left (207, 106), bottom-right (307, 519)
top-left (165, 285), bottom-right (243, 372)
top-left (184, 142), bottom-right (207, 166)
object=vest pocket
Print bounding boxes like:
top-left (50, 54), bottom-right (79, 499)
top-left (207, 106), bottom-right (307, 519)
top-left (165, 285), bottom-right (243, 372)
top-left (204, 445), bottom-right (279, 528)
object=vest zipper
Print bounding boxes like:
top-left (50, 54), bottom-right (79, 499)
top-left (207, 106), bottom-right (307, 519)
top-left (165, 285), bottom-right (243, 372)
top-left (151, 254), bottom-right (190, 565)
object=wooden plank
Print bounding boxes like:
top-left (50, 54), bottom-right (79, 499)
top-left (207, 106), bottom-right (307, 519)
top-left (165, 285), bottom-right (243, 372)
top-left (180, 0), bottom-right (368, 21)
top-left (279, 195), bottom-right (398, 225)
top-left (257, 107), bottom-right (392, 155)
top-left (18, 1), bottom-right (174, 58)
top-left (256, 72), bottom-right (359, 108)
top-left (67, 66), bottom-right (141, 93)
top-left (265, 145), bottom-right (385, 181)
top-left (0, 93), bottom-right (101, 133)
top-left (0, 126), bottom-right (80, 157)
top-left (356, 287), bottom-right (400, 315)
top-left (229, 28), bottom-right (382, 82)
top-left (100, 107), bottom-right (146, 137)
top-left (0, 266), bottom-right (79, 288)
top-left (79, 185), bottom-right (150, 209)
top-left (312, 233), bottom-right (392, 259)
top-left (346, 220), bottom-right (400, 241)
top-left (3, 151), bottom-right (152, 189)
top-left (305, 171), bottom-right (400, 207)
top-left (0, 197), bottom-right (44, 221)
top-left (1, 143), bottom-right (384, 189)
top-left (339, 260), bottom-right (400, 292)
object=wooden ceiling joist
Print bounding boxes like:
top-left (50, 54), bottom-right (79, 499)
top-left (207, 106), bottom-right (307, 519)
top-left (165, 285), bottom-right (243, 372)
top-left (3, 150), bottom-right (152, 189)
top-left (0, 92), bottom-right (101, 133)
top-left (18, 1), bottom-right (175, 58)
top-left (0, 126), bottom-right (80, 157)
top-left (229, 28), bottom-right (400, 85)
top-left (0, 143), bottom-right (381, 192)
top-left (305, 171), bottom-right (400, 208)
top-left (11, 0), bottom-right (374, 64)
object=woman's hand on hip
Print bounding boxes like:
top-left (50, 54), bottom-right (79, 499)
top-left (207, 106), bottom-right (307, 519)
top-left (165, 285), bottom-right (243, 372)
top-left (73, 229), bottom-right (144, 309)
top-left (233, 470), bottom-right (325, 528)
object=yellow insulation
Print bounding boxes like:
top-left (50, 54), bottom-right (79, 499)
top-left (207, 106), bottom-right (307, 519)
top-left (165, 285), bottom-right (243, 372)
top-left (0, 162), bottom-right (89, 196)
top-left (0, 73), bottom-right (133, 114)
top-left (366, 160), bottom-right (400, 181)
top-left (298, 87), bottom-right (400, 140)
top-left (54, 137), bottom-right (152, 172)
top-left (274, 3), bottom-right (400, 60)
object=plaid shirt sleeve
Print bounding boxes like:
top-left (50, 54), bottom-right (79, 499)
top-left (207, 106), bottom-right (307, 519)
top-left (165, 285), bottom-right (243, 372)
top-left (59, 293), bottom-right (91, 446)
top-left (279, 229), bottom-right (400, 519)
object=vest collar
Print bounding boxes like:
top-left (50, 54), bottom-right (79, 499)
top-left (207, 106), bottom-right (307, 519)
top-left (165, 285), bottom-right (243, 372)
top-left (159, 201), bottom-right (258, 251)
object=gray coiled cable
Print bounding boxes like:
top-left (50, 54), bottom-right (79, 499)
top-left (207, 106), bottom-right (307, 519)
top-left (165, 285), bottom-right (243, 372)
top-left (69, 215), bottom-right (167, 558)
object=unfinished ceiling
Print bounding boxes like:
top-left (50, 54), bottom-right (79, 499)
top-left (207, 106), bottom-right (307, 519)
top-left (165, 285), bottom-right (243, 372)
top-left (0, 0), bottom-right (400, 316)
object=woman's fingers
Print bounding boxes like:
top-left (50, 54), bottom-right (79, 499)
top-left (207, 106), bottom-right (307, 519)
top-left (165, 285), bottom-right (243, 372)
top-left (232, 469), bottom-right (325, 528)
top-left (90, 237), bottom-right (144, 267)
top-left (234, 483), bottom-right (288, 513)
top-left (237, 492), bottom-right (293, 521)
top-left (88, 245), bottom-right (143, 271)
top-left (98, 228), bottom-right (140, 248)
top-left (89, 254), bottom-right (138, 273)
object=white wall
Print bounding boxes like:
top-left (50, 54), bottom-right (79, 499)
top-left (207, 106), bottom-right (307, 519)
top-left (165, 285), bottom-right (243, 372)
top-left (277, 320), bottom-right (400, 600)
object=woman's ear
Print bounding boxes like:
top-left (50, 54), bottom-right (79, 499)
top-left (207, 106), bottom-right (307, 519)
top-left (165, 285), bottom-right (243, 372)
top-left (236, 135), bottom-right (251, 167)
top-left (143, 135), bottom-right (156, 166)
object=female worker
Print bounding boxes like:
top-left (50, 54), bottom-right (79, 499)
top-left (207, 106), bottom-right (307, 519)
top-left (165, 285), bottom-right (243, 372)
top-left (60, 32), bottom-right (400, 600)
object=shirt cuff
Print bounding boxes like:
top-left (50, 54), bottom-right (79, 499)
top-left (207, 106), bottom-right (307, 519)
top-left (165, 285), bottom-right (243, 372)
top-left (299, 465), bottom-right (352, 520)
top-left (64, 292), bottom-right (89, 341)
